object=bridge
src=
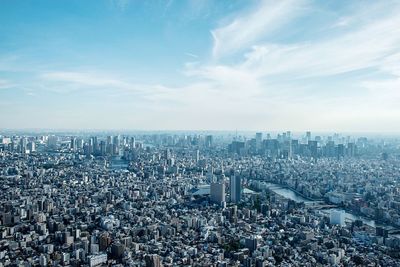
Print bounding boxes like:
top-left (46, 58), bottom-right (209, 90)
top-left (305, 202), bottom-right (338, 209)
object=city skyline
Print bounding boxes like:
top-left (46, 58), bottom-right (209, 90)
top-left (1, 0), bottom-right (400, 131)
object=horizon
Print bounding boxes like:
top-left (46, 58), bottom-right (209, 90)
top-left (1, 0), bottom-right (400, 131)
top-left (2, 128), bottom-right (400, 139)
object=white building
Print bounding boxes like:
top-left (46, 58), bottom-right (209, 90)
top-left (88, 254), bottom-right (107, 267)
top-left (330, 210), bottom-right (345, 226)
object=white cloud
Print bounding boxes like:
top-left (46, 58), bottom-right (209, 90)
top-left (0, 79), bottom-right (14, 89)
top-left (110, 0), bottom-right (131, 11)
top-left (185, 52), bottom-right (199, 59)
top-left (211, 0), bottom-right (307, 59)
top-left (172, 0), bottom-right (400, 131)
top-left (41, 71), bottom-right (129, 88)
top-left (4, 1), bottom-right (400, 131)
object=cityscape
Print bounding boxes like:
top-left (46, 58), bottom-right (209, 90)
top-left (2, 0), bottom-right (400, 266)
top-left (1, 131), bottom-right (400, 266)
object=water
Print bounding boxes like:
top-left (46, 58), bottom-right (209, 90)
top-left (264, 183), bottom-right (313, 203)
top-left (264, 182), bottom-right (386, 229)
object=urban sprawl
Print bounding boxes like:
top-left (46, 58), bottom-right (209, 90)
top-left (1, 131), bottom-right (400, 267)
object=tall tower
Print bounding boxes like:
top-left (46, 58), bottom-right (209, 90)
top-left (210, 181), bottom-right (225, 206)
top-left (230, 172), bottom-right (241, 203)
top-left (255, 132), bottom-right (263, 152)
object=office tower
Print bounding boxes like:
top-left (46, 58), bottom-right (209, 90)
top-left (347, 142), bottom-right (356, 157)
top-left (330, 210), bottom-right (345, 226)
top-left (113, 135), bottom-right (120, 146)
top-left (107, 135), bottom-right (113, 145)
top-left (88, 138), bottom-right (94, 155)
top-left (111, 243), bottom-right (125, 259)
top-left (113, 135), bottom-right (120, 155)
top-left (100, 141), bottom-right (106, 156)
top-left (205, 135), bottom-right (213, 148)
top-left (145, 254), bottom-right (161, 267)
top-left (308, 140), bottom-right (318, 158)
top-left (195, 149), bottom-right (200, 162)
top-left (70, 137), bottom-right (77, 151)
top-left (255, 132), bottom-right (262, 151)
top-left (230, 173), bottom-right (241, 203)
top-left (245, 236), bottom-right (258, 252)
top-left (210, 181), bottom-right (225, 206)
top-left (306, 131), bottom-right (311, 141)
top-left (228, 141), bottom-right (245, 155)
top-left (19, 137), bottom-right (27, 153)
top-left (164, 148), bottom-right (171, 160)
top-left (91, 136), bottom-right (99, 155)
top-left (27, 141), bottom-right (35, 153)
top-left (76, 138), bottom-right (84, 150)
top-left (337, 144), bottom-right (345, 159)
top-left (130, 137), bottom-right (136, 149)
top-left (47, 136), bottom-right (57, 150)
top-left (325, 141), bottom-right (335, 157)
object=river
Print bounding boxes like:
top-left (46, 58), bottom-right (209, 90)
top-left (263, 182), bottom-right (386, 229)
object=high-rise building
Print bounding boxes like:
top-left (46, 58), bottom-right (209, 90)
top-left (91, 136), bottom-right (99, 155)
top-left (306, 131), bottom-right (312, 142)
top-left (27, 141), bottom-right (35, 153)
top-left (113, 135), bottom-right (120, 155)
top-left (47, 136), bottom-right (57, 150)
top-left (255, 132), bottom-right (263, 151)
top-left (205, 135), bottom-right (213, 148)
top-left (308, 140), bottom-right (318, 158)
top-left (245, 236), bottom-right (258, 252)
top-left (70, 137), bottom-right (77, 151)
top-left (145, 254), bottom-right (161, 267)
top-left (100, 141), bottom-right (107, 156)
top-left (330, 210), bottom-right (345, 226)
top-left (19, 137), bottom-right (27, 153)
top-left (210, 181), bottom-right (225, 206)
top-left (230, 173), bottom-right (241, 203)
top-left (130, 137), bottom-right (136, 150)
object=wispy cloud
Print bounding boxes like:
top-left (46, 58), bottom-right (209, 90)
top-left (110, 0), bottom-right (131, 11)
top-left (2, 0), bottom-right (400, 130)
top-left (185, 52), bottom-right (199, 59)
top-left (0, 79), bottom-right (14, 90)
top-left (176, 0), bottom-right (400, 130)
top-left (211, 0), bottom-right (307, 59)
top-left (41, 71), bottom-right (129, 88)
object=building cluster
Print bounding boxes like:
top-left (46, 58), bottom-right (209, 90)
top-left (228, 132), bottom-right (371, 159)
top-left (0, 131), bottom-right (400, 266)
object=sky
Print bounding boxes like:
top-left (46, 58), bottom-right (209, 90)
top-left (1, 0), bottom-right (400, 132)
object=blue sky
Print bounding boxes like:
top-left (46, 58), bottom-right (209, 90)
top-left (1, 0), bottom-right (400, 131)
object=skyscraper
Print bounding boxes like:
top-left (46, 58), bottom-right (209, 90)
top-left (145, 254), bottom-right (161, 267)
top-left (255, 132), bottom-right (263, 152)
top-left (306, 131), bottom-right (312, 142)
top-left (230, 172), bottom-right (241, 203)
top-left (47, 136), bottom-right (57, 150)
top-left (205, 135), bottom-right (213, 148)
top-left (27, 141), bottom-right (35, 153)
top-left (70, 137), bottom-right (77, 151)
top-left (19, 137), bottom-right (27, 153)
top-left (210, 181), bottom-right (225, 206)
